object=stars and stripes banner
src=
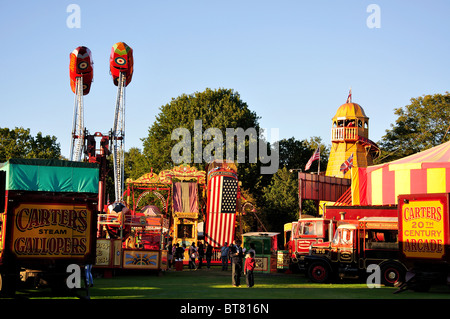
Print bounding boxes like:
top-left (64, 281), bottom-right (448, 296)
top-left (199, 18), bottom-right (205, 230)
top-left (305, 147), bottom-right (320, 171)
top-left (205, 173), bottom-right (238, 248)
top-left (340, 153), bottom-right (354, 174)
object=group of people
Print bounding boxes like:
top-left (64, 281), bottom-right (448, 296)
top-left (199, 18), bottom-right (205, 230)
top-left (167, 240), bottom-right (214, 270)
top-left (167, 239), bottom-right (256, 288)
top-left (221, 240), bottom-right (256, 288)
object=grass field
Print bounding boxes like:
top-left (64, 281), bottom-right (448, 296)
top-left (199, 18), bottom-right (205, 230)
top-left (14, 266), bottom-right (450, 300)
top-left (6, 267), bottom-right (449, 318)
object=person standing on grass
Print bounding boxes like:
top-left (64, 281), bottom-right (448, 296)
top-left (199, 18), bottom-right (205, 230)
top-left (230, 239), bottom-right (244, 287)
top-left (244, 251), bottom-right (256, 287)
top-left (175, 243), bottom-right (185, 261)
top-left (167, 240), bottom-right (173, 270)
top-left (220, 242), bottom-right (229, 271)
top-left (85, 264), bottom-right (93, 287)
top-left (189, 242), bottom-right (197, 269)
top-left (205, 242), bottom-right (213, 269)
top-left (197, 241), bottom-right (204, 269)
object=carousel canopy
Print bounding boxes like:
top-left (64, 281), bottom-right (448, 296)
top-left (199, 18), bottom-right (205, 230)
top-left (352, 140), bottom-right (450, 206)
top-left (0, 158), bottom-right (99, 193)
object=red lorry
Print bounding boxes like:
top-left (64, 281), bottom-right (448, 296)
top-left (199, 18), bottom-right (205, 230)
top-left (0, 159), bottom-right (99, 296)
top-left (286, 205), bottom-right (397, 271)
top-left (396, 193), bottom-right (450, 292)
top-left (304, 216), bottom-right (407, 286)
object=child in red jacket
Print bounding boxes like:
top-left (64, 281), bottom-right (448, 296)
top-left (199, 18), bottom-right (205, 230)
top-left (244, 251), bottom-right (256, 287)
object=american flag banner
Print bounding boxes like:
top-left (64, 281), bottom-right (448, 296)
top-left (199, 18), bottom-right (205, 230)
top-left (205, 173), bottom-right (238, 248)
top-left (340, 153), bottom-right (354, 174)
top-left (305, 147), bottom-right (320, 171)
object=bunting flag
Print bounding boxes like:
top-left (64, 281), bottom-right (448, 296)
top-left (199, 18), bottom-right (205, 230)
top-left (205, 173), bottom-right (238, 248)
top-left (340, 153), bottom-right (354, 174)
top-left (305, 147), bottom-right (320, 171)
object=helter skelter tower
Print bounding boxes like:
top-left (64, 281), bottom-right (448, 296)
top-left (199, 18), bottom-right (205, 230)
top-left (109, 42), bottom-right (134, 202)
top-left (325, 90), bottom-right (380, 178)
top-left (69, 46), bottom-right (94, 161)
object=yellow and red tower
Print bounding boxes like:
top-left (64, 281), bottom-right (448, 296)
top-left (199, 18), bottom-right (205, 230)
top-left (325, 95), bottom-right (380, 178)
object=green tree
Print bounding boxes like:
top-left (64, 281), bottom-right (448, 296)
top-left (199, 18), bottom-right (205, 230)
top-left (261, 167), bottom-right (298, 232)
top-left (142, 87), bottom-right (264, 194)
top-left (377, 92), bottom-right (450, 163)
top-left (275, 136), bottom-right (329, 171)
top-left (124, 147), bottom-right (150, 181)
top-left (0, 127), bottom-right (60, 161)
top-left (260, 137), bottom-right (330, 231)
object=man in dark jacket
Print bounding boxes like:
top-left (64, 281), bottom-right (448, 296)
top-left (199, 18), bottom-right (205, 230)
top-left (197, 241), bottom-right (204, 269)
top-left (230, 239), bottom-right (244, 287)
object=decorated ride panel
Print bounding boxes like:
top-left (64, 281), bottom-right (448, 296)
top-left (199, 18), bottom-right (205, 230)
top-left (122, 249), bottom-right (167, 270)
top-left (95, 239), bottom-right (122, 267)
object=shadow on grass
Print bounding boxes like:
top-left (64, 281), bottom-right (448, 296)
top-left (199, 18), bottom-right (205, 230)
top-left (86, 269), bottom-right (450, 300)
top-left (12, 268), bottom-right (450, 300)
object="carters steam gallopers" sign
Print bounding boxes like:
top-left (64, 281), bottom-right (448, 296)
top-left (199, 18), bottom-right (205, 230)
top-left (12, 203), bottom-right (93, 257)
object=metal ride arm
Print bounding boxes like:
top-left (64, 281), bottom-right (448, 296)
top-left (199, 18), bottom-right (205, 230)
top-left (112, 72), bottom-right (126, 202)
top-left (70, 77), bottom-right (85, 161)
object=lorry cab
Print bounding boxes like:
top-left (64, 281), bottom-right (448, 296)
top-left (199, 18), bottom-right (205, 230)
top-left (287, 218), bottom-right (335, 270)
top-left (305, 217), bottom-right (406, 286)
top-left (330, 223), bottom-right (357, 263)
top-left (307, 221), bottom-right (358, 263)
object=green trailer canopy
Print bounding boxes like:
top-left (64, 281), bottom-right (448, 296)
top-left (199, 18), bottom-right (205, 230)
top-left (0, 159), bottom-right (99, 193)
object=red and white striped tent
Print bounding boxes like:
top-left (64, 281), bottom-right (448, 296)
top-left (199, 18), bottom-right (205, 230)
top-left (351, 140), bottom-right (450, 206)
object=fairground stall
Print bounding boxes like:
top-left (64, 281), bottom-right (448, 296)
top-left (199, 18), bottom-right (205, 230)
top-left (96, 202), bottom-right (169, 273)
top-left (122, 164), bottom-right (206, 262)
top-left (95, 168), bottom-right (172, 273)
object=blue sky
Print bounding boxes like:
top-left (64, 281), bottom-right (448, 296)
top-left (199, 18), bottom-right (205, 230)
top-left (0, 0), bottom-right (449, 159)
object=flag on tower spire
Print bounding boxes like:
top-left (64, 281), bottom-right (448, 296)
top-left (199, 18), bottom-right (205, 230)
top-left (346, 88), bottom-right (352, 103)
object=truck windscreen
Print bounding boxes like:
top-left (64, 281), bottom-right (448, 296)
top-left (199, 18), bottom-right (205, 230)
top-left (298, 221), bottom-right (323, 236)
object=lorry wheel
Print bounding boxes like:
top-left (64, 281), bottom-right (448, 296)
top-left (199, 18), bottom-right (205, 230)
top-left (308, 261), bottom-right (330, 283)
top-left (381, 263), bottom-right (405, 287)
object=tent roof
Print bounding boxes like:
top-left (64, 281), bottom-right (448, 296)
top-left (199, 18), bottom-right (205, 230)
top-left (352, 140), bottom-right (450, 206)
top-left (0, 158), bottom-right (99, 193)
top-left (372, 140), bottom-right (450, 171)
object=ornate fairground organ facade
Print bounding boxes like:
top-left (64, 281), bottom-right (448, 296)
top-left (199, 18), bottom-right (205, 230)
top-left (168, 166), bottom-right (206, 247)
top-left (126, 164), bottom-right (206, 248)
top-left (95, 164), bottom-right (207, 271)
